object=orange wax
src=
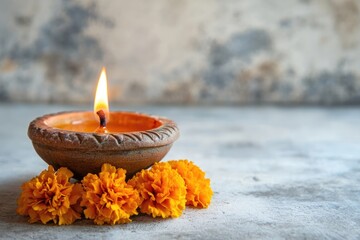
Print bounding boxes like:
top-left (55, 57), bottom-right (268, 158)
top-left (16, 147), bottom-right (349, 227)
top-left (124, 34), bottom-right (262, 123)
top-left (45, 112), bottom-right (162, 133)
top-left (54, 120), bottom-right (157, 133)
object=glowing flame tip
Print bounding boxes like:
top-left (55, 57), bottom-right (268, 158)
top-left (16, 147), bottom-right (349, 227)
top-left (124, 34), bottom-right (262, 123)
top-left (94, 67), bottom-right (109, 120)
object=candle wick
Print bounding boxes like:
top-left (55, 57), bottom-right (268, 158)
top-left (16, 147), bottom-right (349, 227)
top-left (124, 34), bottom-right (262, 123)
top-left (96, 110), bottom-right (107, 128)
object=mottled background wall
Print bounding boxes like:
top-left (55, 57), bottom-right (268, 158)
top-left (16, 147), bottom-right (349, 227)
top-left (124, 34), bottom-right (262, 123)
top-left (0, 0), bottom-right (360, 105)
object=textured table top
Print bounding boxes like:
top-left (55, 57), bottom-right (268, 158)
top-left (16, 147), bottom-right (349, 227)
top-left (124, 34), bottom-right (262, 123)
top-left (0, 104), bottom-right (359, 239)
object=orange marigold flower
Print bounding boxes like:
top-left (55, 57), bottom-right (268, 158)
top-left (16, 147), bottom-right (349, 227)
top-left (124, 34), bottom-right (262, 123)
top-left (168, 160), bottom-right (213, 208)
top-left (80, 163), bottom-right (140, 225)
top-left (16, 166), bottom-right (83, 225)
top-left (128, 162), bottom-right (186, 218)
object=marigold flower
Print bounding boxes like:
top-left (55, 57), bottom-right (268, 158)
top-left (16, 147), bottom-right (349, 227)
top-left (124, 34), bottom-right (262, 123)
top-left (80, 163), bottom-right (140, 225)
top-left (168, 160), bottom-right (213, 208)
top-left (128, 162), bottom-right (186, 218)
top-left (16, 166), bottom-right (83, 225)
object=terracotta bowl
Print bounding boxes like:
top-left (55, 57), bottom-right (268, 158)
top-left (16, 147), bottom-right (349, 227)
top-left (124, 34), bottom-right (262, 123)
top-left (28, 111), bottom-right (179, 179)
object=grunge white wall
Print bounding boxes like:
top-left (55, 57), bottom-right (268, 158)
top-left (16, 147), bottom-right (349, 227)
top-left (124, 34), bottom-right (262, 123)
top-left (0, 0), bottom-right (360, 104)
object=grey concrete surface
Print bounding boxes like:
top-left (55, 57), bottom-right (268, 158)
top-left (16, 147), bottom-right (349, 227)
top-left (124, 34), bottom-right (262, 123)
top-left (1, 0), bottom-right (360, 104)
top-left (0, 104), bottom-right (359, 239)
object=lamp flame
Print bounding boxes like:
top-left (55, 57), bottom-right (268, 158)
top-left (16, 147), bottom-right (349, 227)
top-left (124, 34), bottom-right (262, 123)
top-left (94, 67), bottom-right (109, 122)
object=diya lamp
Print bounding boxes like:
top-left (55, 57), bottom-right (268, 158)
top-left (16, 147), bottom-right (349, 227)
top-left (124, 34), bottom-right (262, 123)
top-left (28, 67), bottom-right (179, 179)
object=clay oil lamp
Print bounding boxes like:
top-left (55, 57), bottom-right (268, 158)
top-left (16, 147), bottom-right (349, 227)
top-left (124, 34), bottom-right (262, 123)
top-left (28, 68), bottom-right (179, 179)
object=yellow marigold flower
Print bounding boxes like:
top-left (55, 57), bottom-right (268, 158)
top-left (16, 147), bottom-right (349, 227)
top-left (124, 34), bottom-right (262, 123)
top-left (80, 163), bottom-right (140, 225)
top-left (128, 162), bottom-right (186, 218)
top-left (168, 160), bottom-right (213, 208)
top-left (16, 166), bottom-right (83, 225)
